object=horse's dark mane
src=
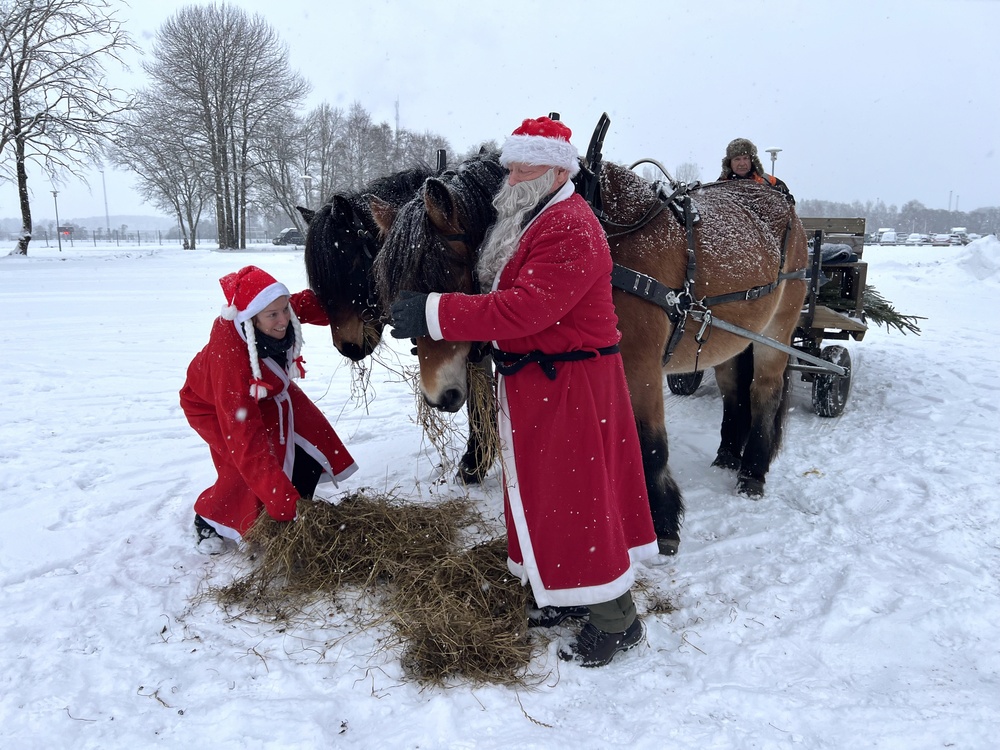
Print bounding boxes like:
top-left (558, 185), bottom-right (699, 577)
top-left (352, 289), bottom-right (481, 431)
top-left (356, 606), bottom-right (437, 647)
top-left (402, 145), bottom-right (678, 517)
top-left (437, 152), bottom-right (505, 246)
top-left (376, 153), bottom-right (505, 306)
top-left (306, 164), bottom-right (438, 316)
top-left (344, 164), bottom-right (437, 228)
top-left (363, 164), bottom-right (437, 210)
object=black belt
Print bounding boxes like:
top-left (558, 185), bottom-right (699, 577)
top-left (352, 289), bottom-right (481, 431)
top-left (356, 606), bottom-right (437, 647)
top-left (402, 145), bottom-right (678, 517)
top-left (491, 344), bottom-right (621, 381)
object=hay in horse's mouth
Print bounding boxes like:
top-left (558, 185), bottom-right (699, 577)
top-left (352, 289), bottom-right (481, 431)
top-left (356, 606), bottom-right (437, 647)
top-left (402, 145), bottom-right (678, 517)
top-left (410, 359), bottom-right (500, 479)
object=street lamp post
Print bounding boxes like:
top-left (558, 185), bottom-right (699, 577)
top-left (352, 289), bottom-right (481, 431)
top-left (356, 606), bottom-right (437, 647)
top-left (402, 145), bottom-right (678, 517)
top-left (52, 190), bottom-right (62, 252)
top-left (302, 174), bottom-right (314, 208)
top-left (765, 147), bottom-right (782, 177)
top-left (100, 169), bottom-right (111, 240)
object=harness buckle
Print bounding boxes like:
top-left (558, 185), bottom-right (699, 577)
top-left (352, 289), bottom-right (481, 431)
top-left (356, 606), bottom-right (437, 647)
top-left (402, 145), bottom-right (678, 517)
top-left (696, 310), bottom-right (713, 342)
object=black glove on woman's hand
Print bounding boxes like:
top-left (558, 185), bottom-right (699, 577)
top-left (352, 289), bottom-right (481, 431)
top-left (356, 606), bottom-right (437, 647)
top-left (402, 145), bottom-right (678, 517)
top-left (390, 291), bottom-right (429, 339)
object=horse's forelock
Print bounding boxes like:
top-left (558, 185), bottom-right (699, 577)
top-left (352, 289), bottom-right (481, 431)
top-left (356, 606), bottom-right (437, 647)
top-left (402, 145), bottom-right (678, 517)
top-left (374, 153), bottom-right (505, 308)
top-left (375, 199), bottom-right (434, 305)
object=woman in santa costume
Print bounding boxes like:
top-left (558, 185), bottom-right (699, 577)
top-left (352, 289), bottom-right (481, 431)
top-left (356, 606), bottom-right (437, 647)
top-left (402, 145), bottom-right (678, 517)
top-left (390, 116), bottom-right (658, 667)
top-left (180, 265), bottom-right (357, 551)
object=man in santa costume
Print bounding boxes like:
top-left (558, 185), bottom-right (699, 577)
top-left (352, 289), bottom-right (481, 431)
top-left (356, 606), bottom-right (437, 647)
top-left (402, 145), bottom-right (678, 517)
top-left (390, 116), bottom-right (658, 667)
top-left (180, 265), bottom-right (357, 551)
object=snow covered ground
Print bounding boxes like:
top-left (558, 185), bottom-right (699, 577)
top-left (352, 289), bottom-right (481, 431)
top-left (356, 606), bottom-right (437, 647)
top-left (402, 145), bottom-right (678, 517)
top-left (2, 236), bottom-right (998, 749)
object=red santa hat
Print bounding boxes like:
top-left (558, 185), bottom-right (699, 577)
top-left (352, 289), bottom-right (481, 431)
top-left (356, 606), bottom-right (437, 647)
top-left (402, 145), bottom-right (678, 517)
top-left (220, 265), bottom-right (291, 324)
top-left (499, 116), bottom-right (581, 177)
top-left (218, 265), bottom-right (305, 399)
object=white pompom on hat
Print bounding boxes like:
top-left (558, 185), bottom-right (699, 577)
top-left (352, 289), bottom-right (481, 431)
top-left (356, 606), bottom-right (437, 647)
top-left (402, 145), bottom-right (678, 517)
top-left (218, 265), bottom-right (303, 400)
top-left (499, 116), bottom-right (581, 177)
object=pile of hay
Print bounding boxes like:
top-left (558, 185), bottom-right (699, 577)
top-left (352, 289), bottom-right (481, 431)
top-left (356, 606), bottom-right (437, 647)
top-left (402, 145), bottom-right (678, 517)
top-left (214, 491), bottom-right (475, 621)
top-left (390, 537), bottom-right (530, 686)
top-left (211, 490), bottom-right (534, 685)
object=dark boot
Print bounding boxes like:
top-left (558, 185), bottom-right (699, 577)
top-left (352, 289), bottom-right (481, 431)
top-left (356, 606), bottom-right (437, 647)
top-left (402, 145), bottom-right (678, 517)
top-left (194, 514), bottom-right (224, 554)
top-left (558, 618), bottom-right (645, 667)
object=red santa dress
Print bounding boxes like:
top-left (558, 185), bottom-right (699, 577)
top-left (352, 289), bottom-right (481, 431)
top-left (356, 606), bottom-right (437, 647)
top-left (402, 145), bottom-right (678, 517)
top-left (180, 287), bottom-right (357, 539)
top-left (426, 181), bottom-right (658, 607)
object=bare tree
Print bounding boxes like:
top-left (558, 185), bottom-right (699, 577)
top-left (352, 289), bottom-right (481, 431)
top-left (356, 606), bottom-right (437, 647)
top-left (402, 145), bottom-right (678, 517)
top-left (110, 94), bottom-right (212, 248)
top-left (304, 103), bottom-right (346, 201)
top-left (144, 5), bottom-right (308, 249)
top-left (249, 114), bottom-right (311, 229)
top-left (675, 162), bottom-right (701, 184)
top-left (1, 0), bottom-right (136, 255)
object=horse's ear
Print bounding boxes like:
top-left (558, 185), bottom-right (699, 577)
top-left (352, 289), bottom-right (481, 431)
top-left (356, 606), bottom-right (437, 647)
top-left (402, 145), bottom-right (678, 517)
top-left (296, 205), bottom-right (315, 225)
top-left (332, 194), bottom-right (354, 221)
top-left (368, 195), bottom-right (397, 233)
top-left (423, 178), bottom-right (458, 231)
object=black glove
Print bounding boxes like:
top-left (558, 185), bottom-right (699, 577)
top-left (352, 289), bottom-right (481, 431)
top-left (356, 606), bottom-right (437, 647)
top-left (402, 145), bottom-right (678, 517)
top-left (390, 291), bottom-right (429, 339)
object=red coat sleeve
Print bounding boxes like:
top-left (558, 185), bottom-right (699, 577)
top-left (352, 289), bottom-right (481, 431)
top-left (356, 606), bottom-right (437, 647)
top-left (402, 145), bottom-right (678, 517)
top-left (291, 289), bottom-right (330, 326)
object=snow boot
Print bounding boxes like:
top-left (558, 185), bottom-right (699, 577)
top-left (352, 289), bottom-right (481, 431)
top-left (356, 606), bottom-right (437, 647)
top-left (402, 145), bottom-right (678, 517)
top-left (194, 514), bottom-right (224, 555)
top-left (558, 618), bottom-right (645, 668)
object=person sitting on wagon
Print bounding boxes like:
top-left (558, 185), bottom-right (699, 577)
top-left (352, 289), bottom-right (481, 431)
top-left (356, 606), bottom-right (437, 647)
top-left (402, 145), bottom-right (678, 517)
top-left (389, 116), bottom-right (658, 667)
top-left (719, 137), bottom-right (795, 204)
top-left (180, 265), bottom-right (358, 552)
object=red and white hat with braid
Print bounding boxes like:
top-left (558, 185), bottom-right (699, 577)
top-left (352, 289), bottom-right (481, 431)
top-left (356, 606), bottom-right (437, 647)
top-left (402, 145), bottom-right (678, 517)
top-left (219, 265), bottom-right (304, 399)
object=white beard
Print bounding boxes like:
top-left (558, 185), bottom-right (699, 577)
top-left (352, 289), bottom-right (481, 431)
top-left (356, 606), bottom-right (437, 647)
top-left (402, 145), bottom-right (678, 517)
top-left (476, 169), bottom-right (556, 290)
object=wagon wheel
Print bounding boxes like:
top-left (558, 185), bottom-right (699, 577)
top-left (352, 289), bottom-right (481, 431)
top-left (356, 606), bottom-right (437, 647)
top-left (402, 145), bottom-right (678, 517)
top-left (811, 345), bottom-right (852, 417)
top-left (667, 370), bottom-right (704, 396)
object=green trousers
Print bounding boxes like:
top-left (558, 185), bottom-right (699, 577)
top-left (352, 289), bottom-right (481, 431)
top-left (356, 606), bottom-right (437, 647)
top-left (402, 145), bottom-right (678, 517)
top-left (587, 590), bottom-right (637, 633)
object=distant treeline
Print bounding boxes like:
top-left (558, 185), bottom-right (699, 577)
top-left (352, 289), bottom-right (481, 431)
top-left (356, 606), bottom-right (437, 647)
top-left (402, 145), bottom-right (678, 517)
top-left (796, 198), bottom-right (998, 237)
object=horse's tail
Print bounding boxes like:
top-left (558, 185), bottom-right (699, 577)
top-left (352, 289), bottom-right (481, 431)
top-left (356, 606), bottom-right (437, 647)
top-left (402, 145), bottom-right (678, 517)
top-left (770, 357), bottom-right (793, 461)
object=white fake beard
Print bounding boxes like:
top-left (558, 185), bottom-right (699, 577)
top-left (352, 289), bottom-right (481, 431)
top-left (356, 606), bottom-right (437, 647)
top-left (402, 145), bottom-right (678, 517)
top-left (476, 168), bottom-right (556, 289)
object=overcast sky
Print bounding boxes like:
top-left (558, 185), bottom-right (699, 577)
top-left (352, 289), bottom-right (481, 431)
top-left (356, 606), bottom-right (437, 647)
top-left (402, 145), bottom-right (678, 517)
top-left (10, 0), bottom-right (998, 223)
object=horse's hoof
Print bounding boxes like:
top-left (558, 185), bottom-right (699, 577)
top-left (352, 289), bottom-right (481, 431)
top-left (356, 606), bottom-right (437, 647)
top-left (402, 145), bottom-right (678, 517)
top-left (657, 532), bottom-right (680, 556)
top-left (712, 451), bottom-right (741, 472)
top-left (737, 475), bottom-right (765, 498)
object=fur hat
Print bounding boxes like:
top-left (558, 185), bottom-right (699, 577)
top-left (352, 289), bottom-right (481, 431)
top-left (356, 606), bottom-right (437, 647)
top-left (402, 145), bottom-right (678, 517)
top-left (218, 265), bottom-right (304, 399)
top-left (499, 116), bottom-right (581, 177)
top-left (719, 137), bottom-right (766, 180)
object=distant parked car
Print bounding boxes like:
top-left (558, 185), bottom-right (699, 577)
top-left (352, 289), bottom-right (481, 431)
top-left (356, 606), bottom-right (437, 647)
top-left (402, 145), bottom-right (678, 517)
top-left (930, 233), bottom-right (954, 247)
top-left (272, 228), bottom-right (305, 245)
top-left (904, 234), bottom-right (930, 246)
top-left (879, 231), bottom-right (898, 245)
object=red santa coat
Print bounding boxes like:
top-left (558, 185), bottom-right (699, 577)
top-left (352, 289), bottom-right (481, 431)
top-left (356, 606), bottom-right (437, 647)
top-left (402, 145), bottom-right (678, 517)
top-left (426, 182), bottom-right (657, 607)
top-left (180, 290), bottom-right (357, 538)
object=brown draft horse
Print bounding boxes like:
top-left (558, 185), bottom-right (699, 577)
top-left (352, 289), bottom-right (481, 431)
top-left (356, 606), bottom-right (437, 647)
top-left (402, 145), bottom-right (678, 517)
top-left (302, 160), bottom-right (500, 483)
top-left (373, 159), bottom-right (808, 553)
top-left (302, 166), bottom-right (436, 361)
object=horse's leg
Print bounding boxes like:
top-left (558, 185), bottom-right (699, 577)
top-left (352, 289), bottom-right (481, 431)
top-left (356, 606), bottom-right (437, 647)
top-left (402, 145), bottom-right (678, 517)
top-left (629, 357), bottom-right (683, 554)
top-left (712, 346), bottom-right (754, 471)
top-left (637, 417), bottom-right (684, 555)
top-left (457, 356), bottom-right (497, 484)
top-left (737, 344), bottom-right (792, 497)
top-left (617, 293), bottom-right (683, 554)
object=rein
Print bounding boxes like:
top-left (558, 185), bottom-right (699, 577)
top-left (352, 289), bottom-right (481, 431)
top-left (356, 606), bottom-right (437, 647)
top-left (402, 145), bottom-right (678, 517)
top-left (604, 183), bottom-right (804, 365)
